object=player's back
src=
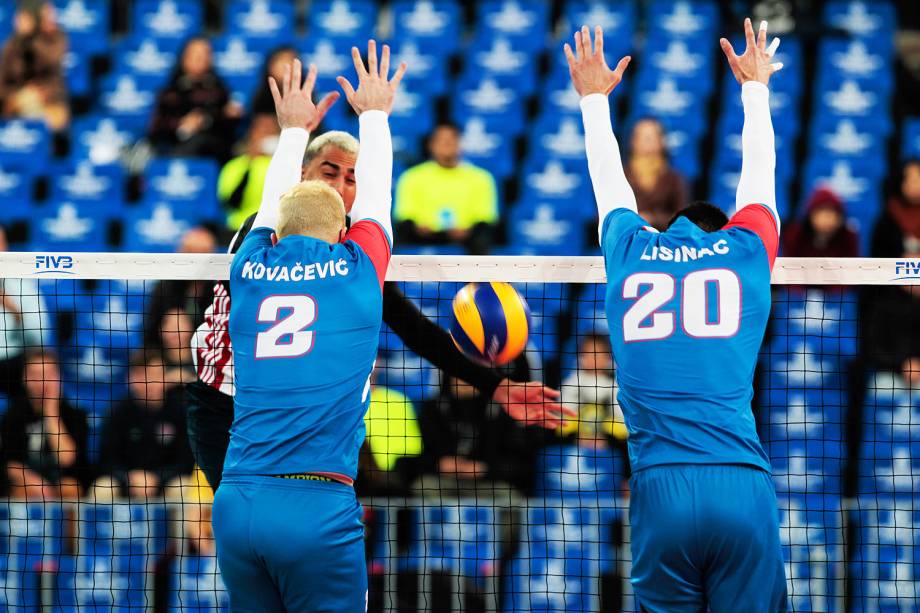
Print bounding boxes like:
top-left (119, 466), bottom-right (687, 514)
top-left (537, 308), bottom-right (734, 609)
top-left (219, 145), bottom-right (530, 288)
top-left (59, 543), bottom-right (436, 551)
top-left (225, 227), bottom-right (383, 479)
top-left (601, 207), bottom-right (778, 473)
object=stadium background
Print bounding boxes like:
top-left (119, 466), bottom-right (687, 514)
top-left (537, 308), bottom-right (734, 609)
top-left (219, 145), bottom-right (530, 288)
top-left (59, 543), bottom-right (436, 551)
top-left (0, 0), bottom-right (917, 611)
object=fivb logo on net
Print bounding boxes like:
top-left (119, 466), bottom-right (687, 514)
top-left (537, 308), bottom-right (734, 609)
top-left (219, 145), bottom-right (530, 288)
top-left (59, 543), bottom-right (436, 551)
top-left (34, 254), bottom-right (75, 275)
top-left (894, 260), bottom-right (920, 281)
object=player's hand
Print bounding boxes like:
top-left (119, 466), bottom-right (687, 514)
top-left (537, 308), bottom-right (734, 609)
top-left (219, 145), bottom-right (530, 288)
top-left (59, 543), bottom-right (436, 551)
top-left (337, 40), bottom-right (407, 115)
top-left (492, 380), bottom-right (576, 429)
top-left (564, 25), bottom-right (631, 97)
top-left (268, 59), bottom-right (340, 132)
top-left (720, 19), bottom-right (783, 87)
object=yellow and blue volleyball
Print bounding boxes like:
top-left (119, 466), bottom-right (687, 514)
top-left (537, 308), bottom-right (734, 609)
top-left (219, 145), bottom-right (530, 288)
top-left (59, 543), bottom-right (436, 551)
top-left (449, 282), bottom-right (531, 366)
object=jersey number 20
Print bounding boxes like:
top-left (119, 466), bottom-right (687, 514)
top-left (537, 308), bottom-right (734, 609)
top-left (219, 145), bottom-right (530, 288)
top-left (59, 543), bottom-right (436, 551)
top-left (622, 269), bottom-right (741, 342)
top-left (255, 295), bottom-right (317, 358)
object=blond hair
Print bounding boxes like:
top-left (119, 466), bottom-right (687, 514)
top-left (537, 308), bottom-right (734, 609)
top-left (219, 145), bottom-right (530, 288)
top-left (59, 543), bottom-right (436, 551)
top-left (277, 180), bottom-right (346, 241)
top-left (304, 131), bottom-right (359, 164)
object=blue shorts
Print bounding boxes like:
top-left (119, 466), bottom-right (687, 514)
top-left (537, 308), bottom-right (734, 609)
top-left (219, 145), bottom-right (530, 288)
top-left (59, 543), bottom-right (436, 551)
top-left (629, 464), bottom-right (788, 613)
top-left (212, 475), bottom-right (366, 612)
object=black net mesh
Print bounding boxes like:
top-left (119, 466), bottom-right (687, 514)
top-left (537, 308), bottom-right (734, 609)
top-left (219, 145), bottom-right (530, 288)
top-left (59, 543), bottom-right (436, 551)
top-left (0, 272), bottom-right (916, 611)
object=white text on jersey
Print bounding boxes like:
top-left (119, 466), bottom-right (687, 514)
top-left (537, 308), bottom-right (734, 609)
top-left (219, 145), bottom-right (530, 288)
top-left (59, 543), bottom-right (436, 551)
top-left (639, 239), bottom-right (730, 263)
top-left (240, 259), bottom-right (351, 282)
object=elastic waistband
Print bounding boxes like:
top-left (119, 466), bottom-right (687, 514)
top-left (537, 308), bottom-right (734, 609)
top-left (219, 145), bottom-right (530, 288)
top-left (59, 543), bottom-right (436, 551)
top-left (271, 473), bottom-right (339, 483)
top-left (219, 474), bottom-right (356, 494)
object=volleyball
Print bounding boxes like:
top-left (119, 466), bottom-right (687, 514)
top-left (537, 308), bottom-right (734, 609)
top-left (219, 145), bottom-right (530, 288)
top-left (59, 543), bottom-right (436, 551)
top-left (449, 282), bottom-right (531, 366)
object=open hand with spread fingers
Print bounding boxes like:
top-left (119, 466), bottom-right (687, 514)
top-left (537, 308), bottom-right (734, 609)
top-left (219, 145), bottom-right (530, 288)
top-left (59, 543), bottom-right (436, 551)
top-left (337, 40), bottom-right (407, 115)
top-left (268, 59), bottom-right (340, 131)
top-left (720, 18), bottom-right (784, 87)
top-left (564, 25), bottom-right (631, 97)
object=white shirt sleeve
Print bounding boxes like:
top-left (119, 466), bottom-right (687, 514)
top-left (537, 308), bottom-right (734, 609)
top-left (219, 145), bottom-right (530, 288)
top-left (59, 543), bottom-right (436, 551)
top-left (349, 110), bottom-right (394, 242)
top-left (579, 94), bottom-right (639, 243)
top-left (251, 127), bottom-right (311, 232)
top-left (735, 81), bottom-right (780, 231)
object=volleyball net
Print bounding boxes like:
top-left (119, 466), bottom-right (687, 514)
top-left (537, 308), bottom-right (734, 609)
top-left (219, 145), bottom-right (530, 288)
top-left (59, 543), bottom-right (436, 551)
top-left (0, 253), bottom-right (916, 612)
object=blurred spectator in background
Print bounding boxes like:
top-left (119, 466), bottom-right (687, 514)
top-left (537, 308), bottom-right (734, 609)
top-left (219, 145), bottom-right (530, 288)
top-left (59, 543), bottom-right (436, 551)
top-left (94, 350), bottom-right (194, 500)
top-left (218, 114), bottom-right (280, 231)
top-left (0, 224), bottom-right (52, 398)
top-left (625, 118), bottom-right (687, 231)
top-left (872, 159), bottom-right (920, 258)
top-left (560, 334), bottom-right (626, 446)
top-left (395, 123), bottom-right (498, 253)
top-left (157, 306), bottom-right (196, 386)
top-left (148, 36), bottom-right (241, 162)
top-left (0, 2), bottom-right (68, 130)
top-left (1, 350), bottom-right (89, 500)
top-left (144, 226), bottom-right (216, 351)
top-left (167, 466), bottom-right (215, 555)
top-left (249, 46), bottom-right (298, 120)
top-left (357, 382), bottom-right (424, 496)
top-left (782, 187), bottom-right (860, 258)
top-left (412, 377), bottom-right (531, 503)
top-left (864, 256), bottom-right (920, 389)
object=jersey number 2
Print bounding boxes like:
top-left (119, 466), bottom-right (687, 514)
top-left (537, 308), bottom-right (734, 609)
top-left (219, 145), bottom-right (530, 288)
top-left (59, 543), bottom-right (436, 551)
top-left (622, 269), bottom-right (741, 342)
top-left (255, 295), bottom-right (317, 358)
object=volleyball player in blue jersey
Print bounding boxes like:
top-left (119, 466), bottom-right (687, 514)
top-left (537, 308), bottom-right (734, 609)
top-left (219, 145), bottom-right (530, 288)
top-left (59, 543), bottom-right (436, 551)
top-left (565, 20), bottom-right (788, 611)
top-left (212, 43), bottom-right (404, 611)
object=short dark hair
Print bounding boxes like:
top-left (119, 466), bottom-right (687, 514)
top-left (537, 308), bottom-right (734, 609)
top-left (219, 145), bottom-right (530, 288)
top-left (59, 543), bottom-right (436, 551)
top-left (667, 202), bottom-right (729, 233)
top-left (427, 122), bottom-right (460, 142)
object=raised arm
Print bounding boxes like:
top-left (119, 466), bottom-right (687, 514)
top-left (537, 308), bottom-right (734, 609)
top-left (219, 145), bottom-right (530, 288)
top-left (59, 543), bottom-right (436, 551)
top-left (337, 41), bottom-right (407, 243)
top-left (252, 60), bottom-right (339, 231)
top-left (565, 26), bottom-right (636, 240)
top-left (721, 19), bottom-right (784, 228)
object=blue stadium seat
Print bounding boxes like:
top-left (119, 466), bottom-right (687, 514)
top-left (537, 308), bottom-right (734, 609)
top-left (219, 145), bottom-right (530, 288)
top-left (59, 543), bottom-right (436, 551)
top-left (823, 1), bottom-right (896, 50)
top-left (307, 0), bottom-right (377, 42)
top-left (809, 117), bottom-right (885, 164)
top-left (388, 89), bottom-right (435, 147)
top-left (647, 0), bottom-right (717, 41)
top-left (531, 115), bottom-right (586, 163)
top-left (760, 392), bottom-right (845, 448)
top-left (389, 40), bottom-right (448, 96)
top-left (54, 0), bottom-right (109, 54)
top-left (541, 74), bottom-right (592, 118)
top-left (817, 39), bottom-right (893, 95)
top-left (814, 79), bottom-right (892, 134)
top-left (521, 158), bottom-right (589, 204)
top-left (113, 36), bottom-right (177, 91)
top-left (144, 157), bottom-right (220, 220)
top-left (560, 1), bottom-right (636, 59)
top-left (858, 441), bottom-right (920, 497)
top-left (462, 36), bottom-right (538, 95)
top-left (475, 1), bottom-right (549, 50)
top-left (521, 282), bottom-right (565, 357)
top-left (768, 439), bottom-right (844, 495)
top-left (0, 119), bottom-right (50, 172)
top-left (0, 163), bottom-right (34, 222)
top-left (71, 115), bottom-right (139, 166)
top-left (225, 0), bottom-right (294, 42)
top-left (132, 0), bottom-right (203, 46)
top-left (170, 555), bottom-right (230, 611)
top-left (641, 39), bottom-right (714, 94)
top-left (452, 77), bottom-right (525, 135)
top-left (212, 35), bottom-right (270, 105)
top-left (391, 0), bottom-right (461, 53)
top-left (458, 117), bottom-right (514, 180)
top-left (776, 495), bottom-right (846, 611)
top-left (376, 341), bottom-right (439, 402)
top-left (803, 158), bottom-right (883, 208)
top-left (123, 200), bottom-right (202, 252)
top-left (850, 497), bottom-right (920, 610)
top-left (0, 503), bottom-right (63, 609)
top-left (630, 78), bottom-right (706, 136)
top-left (719, 74), bottom-right (801, 139)
top-left (535, 445), bottom-right (625, 500)
top-left (62, 47), bottom-right (93, 98)
top-left (30, 202), bottom-right (109, 252)
top-left (50, 161), bottom-right (124, 205)
top-left (97, 75), bottom-right (158, 133)
top-left (903, 118), bottom-right (920, 159)
top-left (0, 3), bottom-right (11, 39)
top-left (509, 202), bottom-right (584, 255)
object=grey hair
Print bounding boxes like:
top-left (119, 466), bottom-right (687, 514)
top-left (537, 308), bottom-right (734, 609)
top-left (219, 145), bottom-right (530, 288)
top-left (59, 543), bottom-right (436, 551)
top-left (303, 131), bottom-right (359, 164)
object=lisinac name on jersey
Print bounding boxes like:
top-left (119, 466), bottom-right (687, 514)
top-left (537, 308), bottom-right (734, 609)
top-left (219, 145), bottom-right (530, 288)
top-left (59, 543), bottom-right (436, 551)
top-left (224, 222), bottom-right (390, 481)
top-left (601, 205), bottom-right (779, 474)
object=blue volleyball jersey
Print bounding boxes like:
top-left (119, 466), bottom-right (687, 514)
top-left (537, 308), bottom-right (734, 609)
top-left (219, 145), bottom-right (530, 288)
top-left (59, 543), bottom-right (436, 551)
top-left (601, 204), bottom-right (779, 473)
top-left (224, 221), bottom-right (390, 480)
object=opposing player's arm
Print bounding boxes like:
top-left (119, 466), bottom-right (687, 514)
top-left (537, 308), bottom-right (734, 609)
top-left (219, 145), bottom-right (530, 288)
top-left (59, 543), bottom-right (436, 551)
top-left (721, 19), bottom-right (784, 265)
top-left (337, 40), bottom-right (407, 287)
top-left (250, 60), bottom-right (339, 234)
top-left (564, 26), bottom-right (639, 243)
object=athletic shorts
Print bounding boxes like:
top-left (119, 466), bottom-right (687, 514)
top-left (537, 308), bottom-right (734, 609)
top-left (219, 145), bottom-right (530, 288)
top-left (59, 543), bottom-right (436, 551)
top-left (213, 475), bottom-right (367, 612)
top-left (184, 380), bottom-right (233, 490)
top-left (630, 464), bottom-right (788, 613)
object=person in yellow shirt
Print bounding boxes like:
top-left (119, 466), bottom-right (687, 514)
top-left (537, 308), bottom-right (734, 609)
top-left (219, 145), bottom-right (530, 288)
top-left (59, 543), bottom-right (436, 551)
top-left (217, 114), bottom-right (278, 231)
top-left (359, 384), bottom-right (424, 495)
top-left (394, 123), bottom-right (498, 252)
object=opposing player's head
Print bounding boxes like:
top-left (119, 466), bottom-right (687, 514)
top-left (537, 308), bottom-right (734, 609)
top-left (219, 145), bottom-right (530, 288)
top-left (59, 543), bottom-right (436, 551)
top-left (277, 180), bottom-right (347, 243)
top-left (302, 131), bottom-right (358, 212)
top-left (668, 202), bottom-right (729, 233)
